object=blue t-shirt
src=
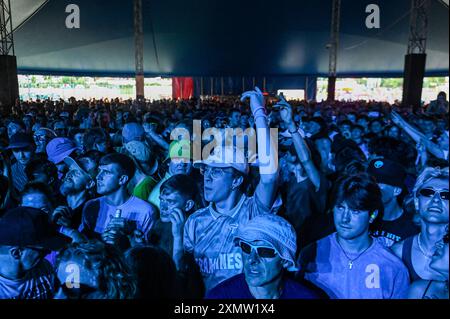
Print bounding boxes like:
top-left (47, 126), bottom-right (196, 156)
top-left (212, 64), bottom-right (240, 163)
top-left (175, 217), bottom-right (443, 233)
top-left (299, 233), bottom-right (410, 299)
top-left (205, 273), bottom-right (320, 299)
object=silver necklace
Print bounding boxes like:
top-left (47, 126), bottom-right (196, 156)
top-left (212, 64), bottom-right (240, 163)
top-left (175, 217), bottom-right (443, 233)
top-left (336, 236), bottom-right (372, 270)
top-left (417, 234), bottom-right (434, 258)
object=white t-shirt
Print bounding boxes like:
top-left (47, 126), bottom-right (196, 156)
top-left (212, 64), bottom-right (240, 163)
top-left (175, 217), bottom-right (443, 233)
top-left (184, 194), bottom-right (273, 292)
top-left (0, 260), bottom-right (55, 299)
top-left (80, 195), bottom-right (157, 238)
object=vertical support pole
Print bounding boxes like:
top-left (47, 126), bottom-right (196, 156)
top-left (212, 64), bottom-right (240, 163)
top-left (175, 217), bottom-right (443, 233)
top-left (210, 77), bottom-right (213, 96)
top-left (402, 0), bottom-right (429, 110)
top-left (327, 0), bottom-right (340, 102)
top-left (200, 77), bottom-right (204, 96)
top-left (134, 0), bottom-right (144, 102)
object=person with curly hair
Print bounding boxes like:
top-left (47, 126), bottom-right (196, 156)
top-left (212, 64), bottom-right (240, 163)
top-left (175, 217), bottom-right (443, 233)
top-left (54, 240), bottom-right (136, 299)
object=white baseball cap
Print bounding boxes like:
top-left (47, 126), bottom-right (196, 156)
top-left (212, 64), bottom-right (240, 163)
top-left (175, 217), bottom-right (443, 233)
top-left (193, 145), bottom-right (249, 175)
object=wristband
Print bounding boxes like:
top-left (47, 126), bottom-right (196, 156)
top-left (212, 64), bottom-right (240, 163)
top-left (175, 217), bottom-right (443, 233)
top-left (252, 106), bottom-right (266, 117)
top-left (254, 113), bottom-right (267, 120)
top-left (288, 126), bottom-right (298, 134)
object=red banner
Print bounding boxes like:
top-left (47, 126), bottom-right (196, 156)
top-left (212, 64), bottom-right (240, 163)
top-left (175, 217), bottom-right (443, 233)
top-left (172, 77), bottom-right (194, 99)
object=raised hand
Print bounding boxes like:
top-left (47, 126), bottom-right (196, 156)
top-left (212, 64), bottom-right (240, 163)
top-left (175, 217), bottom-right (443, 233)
top-left (240, 87), bottom-right (265, 114)
top-left (169, 208), bottom-right (186, 239)
top-left (276, 95), bottom-right (294, 125)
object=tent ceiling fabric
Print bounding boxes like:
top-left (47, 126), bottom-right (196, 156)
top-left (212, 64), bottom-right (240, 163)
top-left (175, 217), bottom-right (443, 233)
top-left (12, 0), bottom-right (449, 77)
top-left (11, 0), bottom-right (48, 31)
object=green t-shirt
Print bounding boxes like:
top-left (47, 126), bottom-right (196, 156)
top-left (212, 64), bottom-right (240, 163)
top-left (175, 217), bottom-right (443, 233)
top-left (133, 176), bottom-right (158, 201)
top-left (147, 172), bottom-right (171, 209)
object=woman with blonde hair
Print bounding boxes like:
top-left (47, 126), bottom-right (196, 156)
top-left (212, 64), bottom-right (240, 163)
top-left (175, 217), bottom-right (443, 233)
top-left (392, 167), bottom-right (449, 282)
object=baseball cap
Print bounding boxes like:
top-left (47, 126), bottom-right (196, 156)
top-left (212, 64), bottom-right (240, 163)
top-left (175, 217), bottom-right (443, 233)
top-left (165, 140), bottom-right (191, 162)
top-left (124, 140), bottom-right (151, 162)
top-left (122, 123), bottom-right (145, 142)
top-left (367, 158), bottom-right (406, 188)
top-left (34, 127), bottom-right (57, 138)
top-left (46, 137), bottom-right (79, 164)
top-left (7, 132), bottom-right (35, 150)
top-left (234, 214), bottom-right (297, 271)
top-left (193, 145), bottom-right (249, 175)
top-left (63, 156), bottom-right (97, 179)
top-left (0, 207), bottom-right (70, 250)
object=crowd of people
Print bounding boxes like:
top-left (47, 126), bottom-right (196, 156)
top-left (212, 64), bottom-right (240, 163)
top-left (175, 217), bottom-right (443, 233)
top-left (0, 89), bottom-right (448, 299)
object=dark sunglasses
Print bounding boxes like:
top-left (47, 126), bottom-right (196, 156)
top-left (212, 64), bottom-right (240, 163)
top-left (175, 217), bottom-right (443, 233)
top-left (239, 241), bottom-right (277, 258)
top-left (418, 188), bottom-right (449, 201)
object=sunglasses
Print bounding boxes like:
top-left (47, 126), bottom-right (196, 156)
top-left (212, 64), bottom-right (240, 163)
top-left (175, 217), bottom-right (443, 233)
top-left (239, 241), bottom-right (277, 258)
top-left (418, 188), bottom-right (449, 201)
top-left (199, 166), bottom-right (233, 179)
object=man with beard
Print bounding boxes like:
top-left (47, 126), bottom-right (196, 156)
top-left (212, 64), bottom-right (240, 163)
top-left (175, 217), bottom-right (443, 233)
top-left (52, 156), bottom-right (98, 229)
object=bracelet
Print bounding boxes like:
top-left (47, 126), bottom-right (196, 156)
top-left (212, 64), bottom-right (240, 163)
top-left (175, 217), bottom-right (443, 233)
top-left (288, 127), bottom-right (298, 134)
top-left (252, 106), bottom-right (266, 117)
top-left (254, 114), bottom-right (267, 122)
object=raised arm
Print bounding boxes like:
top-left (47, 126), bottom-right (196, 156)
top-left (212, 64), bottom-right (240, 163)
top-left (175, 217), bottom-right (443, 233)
top-left (278, 96), bottom-right (320, 190)
top-left (392, 111), bottom-right (446, 159)
top-left (144, 123), bottom-right (170, 151)
top-left (240, 87), bottom-right (278, 209)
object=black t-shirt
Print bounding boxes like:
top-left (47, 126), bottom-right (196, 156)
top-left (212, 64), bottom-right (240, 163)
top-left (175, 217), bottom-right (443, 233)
top-left (148, 219), bottom-right (173, 256)
top-left (370, 211), bottom-right (420, 248)
top-left (279, 173), bottom-right (329, 251)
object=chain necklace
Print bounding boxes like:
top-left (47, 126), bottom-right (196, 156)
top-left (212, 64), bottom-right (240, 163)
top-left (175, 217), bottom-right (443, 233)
top-left (417, 234), bottom-right (434, 258)
top-left (336, 235), bottom-right (372, 270)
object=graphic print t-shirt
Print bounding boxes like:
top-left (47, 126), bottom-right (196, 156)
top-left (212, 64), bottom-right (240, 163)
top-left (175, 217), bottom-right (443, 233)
top-left (183, 194), bottom-right (272, 292)
top-left (370, 211), bottom-right (420, 248)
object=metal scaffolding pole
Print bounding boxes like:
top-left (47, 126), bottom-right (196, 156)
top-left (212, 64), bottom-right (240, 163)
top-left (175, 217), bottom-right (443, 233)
top-left (0, 0), bottom-right (14, 55)
top-left (402, 0), bottom-right (429, 109)
top-left (327, 0), bottom-right (340, 102)
top-left (134, 0), bottom-right (144, 102)
top-left (407, 0), bottom-right (429, 54)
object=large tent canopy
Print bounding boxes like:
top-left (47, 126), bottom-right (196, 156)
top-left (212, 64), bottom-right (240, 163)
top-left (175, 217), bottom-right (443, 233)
top-left (12, 0), bottom-right (449, 77)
